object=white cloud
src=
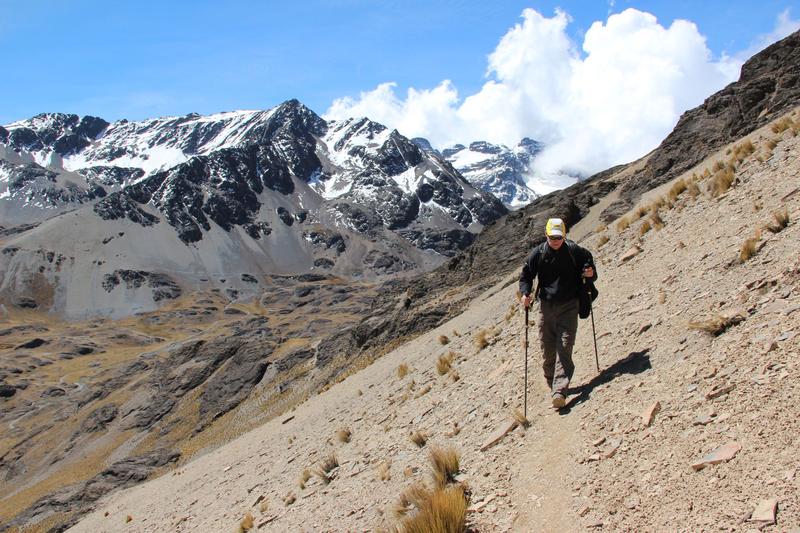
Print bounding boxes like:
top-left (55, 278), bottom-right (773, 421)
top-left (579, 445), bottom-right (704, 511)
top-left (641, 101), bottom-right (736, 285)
top-left (325, 8), bottom-right (790, 194)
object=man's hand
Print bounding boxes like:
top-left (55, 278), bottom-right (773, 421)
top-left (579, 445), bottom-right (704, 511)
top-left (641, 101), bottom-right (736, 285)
top-left (521, 294), bottom-right (532, 309)
top-left (582, 266), bottom-right (595, 279)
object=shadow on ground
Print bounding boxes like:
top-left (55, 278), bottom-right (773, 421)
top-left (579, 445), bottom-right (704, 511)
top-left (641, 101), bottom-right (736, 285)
top-left (560, 349), bottom-right (652, 414)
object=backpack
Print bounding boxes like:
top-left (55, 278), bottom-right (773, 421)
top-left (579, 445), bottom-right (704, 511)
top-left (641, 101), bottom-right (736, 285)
top-left (533, 240), bottom-right (598, 319)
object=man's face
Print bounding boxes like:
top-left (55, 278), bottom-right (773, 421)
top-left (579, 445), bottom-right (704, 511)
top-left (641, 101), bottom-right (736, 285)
top-left (546, 235), bottom-right (564, 250)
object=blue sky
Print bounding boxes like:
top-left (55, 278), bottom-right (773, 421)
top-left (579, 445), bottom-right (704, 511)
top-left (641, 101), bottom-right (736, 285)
top-left (1, 0), bottom-right (798, 125)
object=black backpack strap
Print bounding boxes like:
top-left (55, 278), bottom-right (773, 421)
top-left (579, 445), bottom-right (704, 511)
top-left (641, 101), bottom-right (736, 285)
top-left (533, 241), bottom-right (547, 301)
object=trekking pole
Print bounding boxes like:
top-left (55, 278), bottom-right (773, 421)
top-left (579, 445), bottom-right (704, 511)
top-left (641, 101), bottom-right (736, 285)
top-left (585, 280), bottom-right (600, 373)
top-left (523, 305), bottom-right (529, 418)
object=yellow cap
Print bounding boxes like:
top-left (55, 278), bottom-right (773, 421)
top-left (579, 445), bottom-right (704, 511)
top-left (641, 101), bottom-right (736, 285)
top-left (545, 218), bottom-right (566, 237)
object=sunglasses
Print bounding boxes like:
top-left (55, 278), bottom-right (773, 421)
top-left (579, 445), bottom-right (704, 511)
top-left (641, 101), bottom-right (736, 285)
top-left (547, 235), bottom-right (564, 241)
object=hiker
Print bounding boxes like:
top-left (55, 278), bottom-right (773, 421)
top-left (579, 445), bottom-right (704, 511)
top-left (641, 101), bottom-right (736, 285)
top-left (519, 218), bottom-right (597, 409)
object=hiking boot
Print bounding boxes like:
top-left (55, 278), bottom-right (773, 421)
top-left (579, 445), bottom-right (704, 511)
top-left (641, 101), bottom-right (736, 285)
top-left (551, 393), bottom-right (566, 409)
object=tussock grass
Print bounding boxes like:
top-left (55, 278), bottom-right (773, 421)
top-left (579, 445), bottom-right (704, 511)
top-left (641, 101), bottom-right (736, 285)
top-left (377, 460), bottom-right (392, 481)
top-left (312, 453), bottom-right (339, 484)
top-left (707, 167), bottom-right (735, 197)
top-left (668, 179), bottom-right (687, 202)
top-left (639, 220), bottom-right (652, 236)
top-left (299, 468), bottom-right (311, 489)
top-left (473, 329), bottom-right (490, 350)
top-left (658, 288), bottom-right (667, 305)
top-left (429, 447), bottom-right (460, 488)
top-left (413, 384), bottom-right (432, 399)
top-left (336, 428), bottom-right (351, 443)
top-left (740, 236), bottom-right (760, 263)
top-left (597, 235), bottom-right (610, 248)
top-left (259, 501), bottom-right (269, 513)
top-left (395, 484), bottom-right (468, 533)
top-left (437, 335), bottom-right (450, 346)
top-left (765, 208), bottom-right (790, 233)
top-left (595, 223), bottom-right (608, 232)
top-left (733, 140), bottom-right (755, 160)
top-left (616, 216), bottom-right (631, 233)
top-left (650, 211), bottom-right (665, 230)
top-left (632, 205), bottom-right (648, 220)
top-left (771, 116), bottom-right (794, 134)
top-left (436, 352), bottom-right (455, 375)
top-left (712, 160), bottom-right (726, 172)
top-left (688, 312), bottom-right (744, 336)
top-left (504, 303), bottom-right (519, 321)
top-left (239, 512), bottom-right (254, 532)
top-left (410, 430), bottom-right (428, 448)
top-left (687, 180), bottom-right (701, 199)
top-left (397, 364), bottom-right (409, 379)
top-left (513, 409), bottom-right (531, 429)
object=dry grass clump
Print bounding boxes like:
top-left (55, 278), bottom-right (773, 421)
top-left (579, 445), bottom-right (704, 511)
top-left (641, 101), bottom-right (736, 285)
top-left (597, 235), bottom-right (610, 248)
top-left (413, 384), bottom-right (432, 399)
top-left (312, 453), bottom-right (339, 484)
top-left (616, 216), bottom-right (631, 233)
top-left (513, 409), bottom-right (531, 429)
top-left (429, 447), bottom-right (460, 488)
top-left (650, 211), bottom-right (665, 230)
top-left (639, 220), bottom-right (652, 236)
top-left (771, 116), bottom-right (795, 134)
top-left (504, 303), bottom-right (519, 321)
top-left (731, 140), bottom-right (755, 162)
top-left (595, 223), bottom-right (608, 232)
top-left (259, 501), bottom-right (269, 513)
top-left (336, 428), bottom-right (352, 443)
top-left (394, 484), bottom-right (468, 533)
top-left (377, 460), bottom-right (392, 481)
top-left (436, 352), bottom-right (455, 375)
top-left (765, 208), bottom-right (790, 233)
top-left (632, 205), bottom-right (648, 220)
top-left (707, 166), bottom-right (735, 197)
top-left (688, 312), bottom-right (745, 336)
top-left (410, 430), bottom-right (428, 448)
top-left (299, 468), bottom-right (311, 489)
top-left (239, 512), bottom-right (254, 532)
top-left (658, 288), bottom-right (667, 305)
top-left (712, 159), bottom-right (726, 172)
top-left (687, 180), bottom-right (701, 199)
top-left (739, 236), bottom-right (759, 263)
top-left (472, 329), bottom-right (498, 351)
top-left (397, 363), bottom-right (409, 379)
top-left (668, 178), bottom-right (687, 202)
top-left (437, 335), bottom-right (450, 345)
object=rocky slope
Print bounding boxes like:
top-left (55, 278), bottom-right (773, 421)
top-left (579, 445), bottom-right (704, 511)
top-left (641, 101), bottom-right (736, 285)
top-left (59, 107), bottom-right (800, 532)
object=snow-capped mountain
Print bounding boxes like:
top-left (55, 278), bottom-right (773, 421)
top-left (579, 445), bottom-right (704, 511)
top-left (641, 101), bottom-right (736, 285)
top-left (0, 101), bottom-right (507, 317)
top-left (413, 138), bottom-right (543, 209)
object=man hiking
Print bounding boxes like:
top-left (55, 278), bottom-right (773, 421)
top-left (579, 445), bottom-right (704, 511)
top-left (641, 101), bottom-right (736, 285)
top-left (519, 218), bottom-right (597, 409)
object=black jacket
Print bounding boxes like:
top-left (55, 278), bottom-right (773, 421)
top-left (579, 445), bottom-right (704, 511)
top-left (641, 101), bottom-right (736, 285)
top-left (519, 239), bottom-right (597, 302)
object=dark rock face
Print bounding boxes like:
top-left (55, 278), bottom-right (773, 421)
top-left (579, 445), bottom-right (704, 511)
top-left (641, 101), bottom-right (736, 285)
top-left (398, 228), bottom-right (477, 256)
top-left (16, 338), bottom-right (47, 349)
top-left (79, 166), bottom-right (145, 187)
top-left (303, 229), bottom-right (346, 254)
top-left (102, 270), bottom-right (181, 301)
top-left (363, 250), bottom-right (413, 273)
top-left (5, 113), bottom-right (109, 157)
top-left (0, 383), bottom-right (16, 397)
top-left (93, 192), bottom-right (159, 226)
top-left (122, 331), bottom-right (273, 431)
top-left (9, 448), bottom-right (179, 532)
top-left (13, 296), bottom-right (38, 309)
top-left (615, 30), bottom-right (800, 210)
top-left (276, 206), bottom-right (294, 226)
top-left (80, 405), bottom-right (118, 433)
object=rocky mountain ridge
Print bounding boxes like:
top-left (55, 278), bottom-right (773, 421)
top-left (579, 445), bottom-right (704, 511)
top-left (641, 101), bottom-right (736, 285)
top-left (0, 101), bottom-right (507, 318)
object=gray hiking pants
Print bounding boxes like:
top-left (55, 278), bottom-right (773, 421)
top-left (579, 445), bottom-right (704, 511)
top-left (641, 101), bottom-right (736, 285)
top-left (538, 298), bottom-right (579, 396)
